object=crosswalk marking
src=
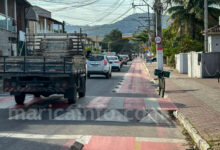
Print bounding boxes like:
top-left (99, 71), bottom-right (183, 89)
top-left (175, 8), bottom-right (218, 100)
top-left (95, 109), bottom-right (129, 122)
top-left (144, 98), bottom-right (161, 110)
top-left (108, 97), bottom-right (124, 109)
top-left (54, 109), bottom-right (86, 121)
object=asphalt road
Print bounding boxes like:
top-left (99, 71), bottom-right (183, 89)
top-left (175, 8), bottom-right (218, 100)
top-left (0, 60), bottom-right (190, 150)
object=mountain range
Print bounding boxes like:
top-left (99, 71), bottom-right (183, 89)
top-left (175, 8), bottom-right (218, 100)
top-left (65, 13), bottom-right (170, 37)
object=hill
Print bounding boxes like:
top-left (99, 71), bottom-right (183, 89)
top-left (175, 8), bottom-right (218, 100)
top-left (65, 13), bottom-right (170, 37)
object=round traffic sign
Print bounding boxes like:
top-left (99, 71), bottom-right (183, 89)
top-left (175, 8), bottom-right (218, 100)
top-left (154, 36), bottom-right (162, 44)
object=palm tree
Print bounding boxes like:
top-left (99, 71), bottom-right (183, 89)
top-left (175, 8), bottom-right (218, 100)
top-left (166, 0), bottom-right (220, 40)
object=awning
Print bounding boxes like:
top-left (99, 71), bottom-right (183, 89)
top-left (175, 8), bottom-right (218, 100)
top-left (25, 7), bottom-right (39, 21)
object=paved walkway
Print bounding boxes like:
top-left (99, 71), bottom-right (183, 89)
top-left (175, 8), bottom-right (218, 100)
top-left (145, 62), bottom-right (220, 148)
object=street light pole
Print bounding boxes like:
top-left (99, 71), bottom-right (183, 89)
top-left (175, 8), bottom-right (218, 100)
top-left (204, 0), bottom-right (208, 53)
top-left (155, 0), bottom-right (163, 70)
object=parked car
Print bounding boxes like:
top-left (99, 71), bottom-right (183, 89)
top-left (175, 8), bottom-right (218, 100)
top-left (146, 57), bottom-right (157, 63)
top-left (87, 55), bottom-right (112, 79)
top-left (117, 55), bottom-right (123, 67)
top-left (119, 55), bottom-right (129, 65)
top-left (151, 57), bottom-right (157, 62)
top-left (107, 56), bottom-right (121, 71)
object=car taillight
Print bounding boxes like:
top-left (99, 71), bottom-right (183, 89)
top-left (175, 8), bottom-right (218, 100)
top-left (5, 82), bottom-right (10, 87)
top-left (104, 60), bottom-right (107, 66)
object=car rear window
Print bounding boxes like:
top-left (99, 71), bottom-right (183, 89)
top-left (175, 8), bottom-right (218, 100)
top-left (88, 56), bottom-right (104, 61)
top-left (107, 57), bottom-right (118, 60)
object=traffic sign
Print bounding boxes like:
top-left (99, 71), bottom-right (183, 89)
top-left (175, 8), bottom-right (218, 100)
top-left (154, 36), bottom-right (162, 44)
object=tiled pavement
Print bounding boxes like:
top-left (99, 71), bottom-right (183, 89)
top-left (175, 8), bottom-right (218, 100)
top-left (145, 62), bottom-right (220, 147)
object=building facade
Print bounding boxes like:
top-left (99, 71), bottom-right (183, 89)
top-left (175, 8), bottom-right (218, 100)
top-left (0, 0), bottom-right (30, 56)
top-left (207, 25), bottom-right (220, 53)
top-left (27, 6), bottom-right (63, 34)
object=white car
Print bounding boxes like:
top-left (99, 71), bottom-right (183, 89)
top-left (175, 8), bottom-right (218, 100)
top-left (107, 56), bottom-right (121, 71)
top-left (87, 55), bottom-right (112, 79)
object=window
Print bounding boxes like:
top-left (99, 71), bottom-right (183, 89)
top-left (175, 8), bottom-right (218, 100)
top-left (8, 0), bottom-right (15, 18)
top-left (88, 56), bottom-right (104, 61)
top-left (0, 0), bottom-right (5, 15)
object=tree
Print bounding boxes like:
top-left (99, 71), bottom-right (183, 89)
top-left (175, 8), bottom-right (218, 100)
top-left (166, 0), bottom-right (220, 40)
top-left (132, 30), bottom-right (149, 43)
top-left (103, 29), bottom-right (131, 53)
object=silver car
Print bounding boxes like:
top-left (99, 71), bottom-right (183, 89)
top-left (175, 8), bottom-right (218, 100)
top-left (87, 55), bottom-right (112, 79)
top-left (107, 56), bottom-right (121, 71)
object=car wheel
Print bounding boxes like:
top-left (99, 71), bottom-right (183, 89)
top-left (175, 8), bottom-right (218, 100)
top-left (106, 72), bottom-right (110, 79)
top-left (87, 74), bottom-right (91, 79)
top-left (34, 93), bottom-right (41, 98)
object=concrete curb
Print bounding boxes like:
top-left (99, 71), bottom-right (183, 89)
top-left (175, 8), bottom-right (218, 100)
top-left (142, 60), bottom-right (211, 150)
top-left (173, 111), bottom-right (210, 150)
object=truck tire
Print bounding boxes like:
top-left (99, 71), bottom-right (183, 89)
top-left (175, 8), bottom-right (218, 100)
top-left (66, 84), bottom-right (77, 104)
top-left (15, 94), bottom-right (25, 105)
top-left (34, 93), bottom-right (41, 98)
top-left (79, 77), bottom-right (86, 98)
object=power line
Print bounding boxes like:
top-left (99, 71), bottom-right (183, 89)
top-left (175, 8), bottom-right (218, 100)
top-left (90, 0), bottom-right (127, 24)
top-left (110, 7), bottom-right (133, 23)
top-left (49, 0), bottom-right (102, 12)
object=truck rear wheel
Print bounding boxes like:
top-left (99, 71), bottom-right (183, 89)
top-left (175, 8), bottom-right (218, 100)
top-left (34, 93), bottom-right (41, 98)
top-left (79, 77), bottom-right (86, 98)
top-left (66, 84), bottom-right (77, 104)
top-left (15, 94), bottom-right (25, 105)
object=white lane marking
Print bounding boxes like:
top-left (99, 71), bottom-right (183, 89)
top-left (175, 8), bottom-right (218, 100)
top-left (136, 137), bottom-right (186, 144)
top-left (0, 132), bottom-right (186, 144)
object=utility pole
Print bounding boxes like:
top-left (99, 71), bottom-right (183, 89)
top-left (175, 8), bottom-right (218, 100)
top-left (147, 5), bottom-right (151, 51)
top-left (204, 0), bottom-right (208, 53)
top-left (154, 0), bottom-right (163, 70)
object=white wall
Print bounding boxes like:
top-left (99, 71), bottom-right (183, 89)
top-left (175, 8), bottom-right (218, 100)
top-left (175, 53), bottom-right (188, 74)
top-left (188, 52), bottom-right (202, 78)
top-left (175, 54), bottom-right (180, 72)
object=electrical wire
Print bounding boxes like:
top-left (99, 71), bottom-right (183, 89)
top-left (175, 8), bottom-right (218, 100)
top-left (110, 7), bottom-right (133, 23)
top-left (90, 0), bottom-right (127, 24)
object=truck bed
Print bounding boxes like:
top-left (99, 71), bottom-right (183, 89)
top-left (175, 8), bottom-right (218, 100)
top-left (0, 56), bottom-right (86, 77)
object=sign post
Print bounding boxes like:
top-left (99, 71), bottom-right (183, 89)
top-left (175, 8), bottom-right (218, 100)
top-left (154, 36), bottom-right (163, 70)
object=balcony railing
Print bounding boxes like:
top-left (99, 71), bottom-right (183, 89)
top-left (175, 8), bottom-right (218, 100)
top-left (0, 13), bottom-right (16, 32)
top-left (8, 17), bottom-right (16, 32)
top-left (0, 13), bottom-right (7, 30)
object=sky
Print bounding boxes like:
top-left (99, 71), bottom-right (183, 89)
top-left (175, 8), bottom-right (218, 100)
top-left (27, 0), bottom-right (154, 26)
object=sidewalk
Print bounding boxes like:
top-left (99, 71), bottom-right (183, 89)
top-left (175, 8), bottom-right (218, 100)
top-left (145, 62), bottom-right (220, 149)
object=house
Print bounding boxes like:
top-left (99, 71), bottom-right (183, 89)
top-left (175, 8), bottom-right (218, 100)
top-left (0, 0), bottom-right (31, 56)
top-left (88, 36), bottom-right (103, 50)
top-left (27, 6), bottom-right (64, 34)
top-left (207, 25), bottom-right (220, 53)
